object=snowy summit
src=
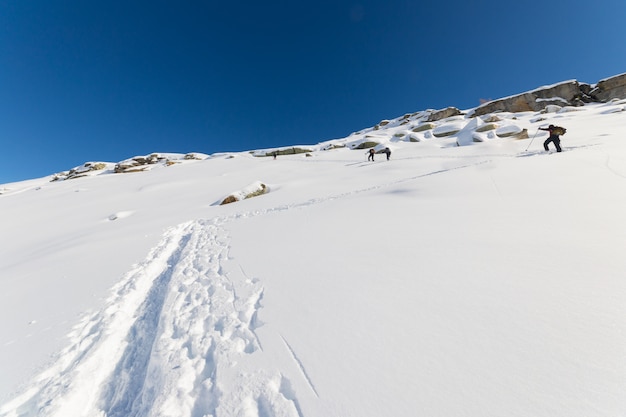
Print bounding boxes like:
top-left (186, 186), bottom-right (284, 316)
top-left (1, 78), bottom-right (626, 417)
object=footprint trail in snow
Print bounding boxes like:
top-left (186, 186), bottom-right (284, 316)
top-left (2, 219), bottom-right (300, 417)
top-left (1, 160), bottom-right (488, 417)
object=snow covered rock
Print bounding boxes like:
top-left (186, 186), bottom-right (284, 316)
top-left (496, 125), bottom-right (528, 139)
top-left (590, 72), bottom-right (626, 101)
top-left (411, 122), bottom-right (436, 132)
top-left (51, 162), bottom-right (113, 181)
top-left (219, 181), bottom-right (268, 205)
top-left (426, 107), bottom-right (462, 122)
top-left (473, 80), bottom-right (592, 116)
top-left (433, 122), bottom-right (463, 137)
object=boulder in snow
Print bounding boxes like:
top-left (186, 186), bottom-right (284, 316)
top-left (219, 181), bottom-right (268, 205)
top-left (426, 107), bottom-right (463, 122)
top-left (496, 125), bottom-right (529, 139)
top-left (432, 123), bottom-right (463, 138)
top-left (411, 123), bottom-right (436, 132)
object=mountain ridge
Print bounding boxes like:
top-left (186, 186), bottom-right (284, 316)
top-left (62, 72), bottom-right (626, 179)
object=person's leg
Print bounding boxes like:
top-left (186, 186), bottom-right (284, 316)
top-left (543, 138), bottom-right (551, 151)
top-left (555, 138), bottom-right (562, 152)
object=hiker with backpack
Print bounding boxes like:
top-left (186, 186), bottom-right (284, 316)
top-left (367, 148), bottom-right (375, 161)
top-left (539, 124), bottom-right (566, 153)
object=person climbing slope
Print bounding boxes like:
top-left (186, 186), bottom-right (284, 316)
top-left (539, 124), bottom-right (566, 153)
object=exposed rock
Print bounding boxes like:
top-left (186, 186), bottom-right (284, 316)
top-left (472, 80), bottom-right (594, 117)
top-left (590, 73), bottom-right (626, 102)
top-left (220, 182), bottom-right (268, 205)
top-left (411, 123), bottom-right (436, 132)
top-left (496, 126), bottom-right (529, 139)
top-left (50, 172), bottom-right (69, 182)
top-left (90, 163), bottom-right (107, 170)
top-left (433, 123), bottom-right (463, 137)
top-left (220, 195), bottom-right (239, 205)
top-left (51, 162), bottom-right (111, 181)
top-left (373, 120), bottom-right (392, 130)
top-left (115, 153), bottom-right (164, 173)
top-left (515, 129), bottom-right (530, 139)
top-left (261, 147), bottom-right (312, 157)
top-left (475, 123), bottom-right (498, 132)
top-left (352, 141), bottom-right (379, 149)
top-left (244, 183), bottom-right (267, 199)
top-left (426, 107), bottom-right (463, 122)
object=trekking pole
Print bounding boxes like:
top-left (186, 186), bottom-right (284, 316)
top-left (525, 129), bottom-right (541, 152)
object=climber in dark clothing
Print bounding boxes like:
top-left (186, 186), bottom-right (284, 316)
top-left (383, 147), bottom-right (391, 160)
top-left (539, 124), bottom-right (565, 152)
top-left (368, 148), bottom-right (375, 161)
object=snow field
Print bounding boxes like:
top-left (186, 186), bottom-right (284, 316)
top-left (1, 101), bottom-right (626, 416)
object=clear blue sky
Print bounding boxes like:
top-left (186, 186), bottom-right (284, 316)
top-left (1, 0), bottom-right (625, 183)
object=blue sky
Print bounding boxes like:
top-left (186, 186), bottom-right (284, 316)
top-left (1, 0), bottom-right (625, 183)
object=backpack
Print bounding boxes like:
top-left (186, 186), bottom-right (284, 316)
top-left (552, 126), bottom-right (566, 136)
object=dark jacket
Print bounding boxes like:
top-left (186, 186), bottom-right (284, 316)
top-left (539, 125), bottom-right (565, 137)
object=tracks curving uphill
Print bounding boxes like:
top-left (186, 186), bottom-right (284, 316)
top-left (2, 158), bottom-right (491, 417)
top-left (3, 220), bottom-right (298, 417)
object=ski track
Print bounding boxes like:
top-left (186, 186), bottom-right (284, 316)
top-left (279, 336), bottom-right (319, 399)
top-left (0, 158), bottom-right (488, 417)
top-left (0, 220), bottom-right (297, 417)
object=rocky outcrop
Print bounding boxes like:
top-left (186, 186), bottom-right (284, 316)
top-left (115, 154), bottom-right (166, 173)
top-left (113, 153), bottom-right (209, 172)
top-left (183, 153), bottom-right (205, 160)
top-left (351, 141), bottom-right (379, 150)
top-left (47, 152), bottom-right (208, 182)
top-left (426, 107), bottom-right (463, 122)
top-left (589, 73), bottom-right (626, 102)
top-left (496, 126), bottom-right (529, 139)
top-left (472, 74), bottom-right (626, 118)
top-left (260, 147), bottom-right (312, 157)
top-left (472, 80), bottom-right (594, 117)
top-left (433, 123), bottom-right (463, 137)
top-left (411, 123), bottom-right (436, 132)
top-left (51, 162), bottom-right (110, 181)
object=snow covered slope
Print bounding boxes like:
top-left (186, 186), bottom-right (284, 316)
top-left (1, 100), bottom-right (626, 417)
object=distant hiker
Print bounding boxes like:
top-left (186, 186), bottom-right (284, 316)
top-left (273, 151), bottom-right (278, 160)
top-left (383, 147), bottom-right (391, 160)
top-left (368, 148), bottom-right (375, 161)
top-left (539, 124), bottom-right (566, 153)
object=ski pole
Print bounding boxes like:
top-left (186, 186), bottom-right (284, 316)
top-left (525, 129), bottom-right (541, 152)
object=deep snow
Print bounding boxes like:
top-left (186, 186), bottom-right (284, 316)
top-left (1, 99), bottom-right (626, 417)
